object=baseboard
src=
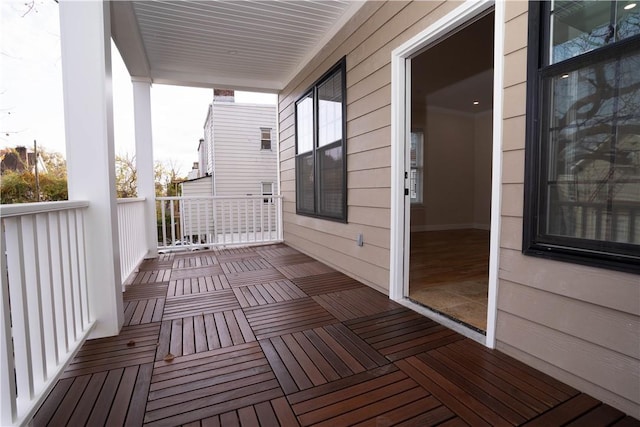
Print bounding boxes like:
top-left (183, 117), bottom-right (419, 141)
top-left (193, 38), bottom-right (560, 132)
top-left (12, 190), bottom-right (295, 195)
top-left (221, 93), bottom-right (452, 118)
top-left (473, 223), bottom-right (491, 230)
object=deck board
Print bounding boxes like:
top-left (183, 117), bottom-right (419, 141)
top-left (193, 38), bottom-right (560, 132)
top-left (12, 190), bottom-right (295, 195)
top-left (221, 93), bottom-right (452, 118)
top-left (32, 243), bottom-right (638, 426)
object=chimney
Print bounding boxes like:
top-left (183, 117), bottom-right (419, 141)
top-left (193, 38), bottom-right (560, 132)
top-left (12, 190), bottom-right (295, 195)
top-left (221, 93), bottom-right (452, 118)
top-left (213, 88), bottom-right (234, 103)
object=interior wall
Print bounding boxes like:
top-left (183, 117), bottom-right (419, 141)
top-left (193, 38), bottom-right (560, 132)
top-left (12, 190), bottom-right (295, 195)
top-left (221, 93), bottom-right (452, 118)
top-left (411, 107), bottom-right (492, 231)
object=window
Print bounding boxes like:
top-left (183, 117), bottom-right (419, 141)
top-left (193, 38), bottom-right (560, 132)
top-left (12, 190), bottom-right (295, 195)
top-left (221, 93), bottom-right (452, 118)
top-left (410, 131), bottom-right (424, 204)
top-left (261, 182), bottom-right (274, 203)
top-left (261, 128), bottom-right (272, 150)
top-left (295, 58), bottom-right (347, 221)
top-left (524, 1), bottom-right (640, 273)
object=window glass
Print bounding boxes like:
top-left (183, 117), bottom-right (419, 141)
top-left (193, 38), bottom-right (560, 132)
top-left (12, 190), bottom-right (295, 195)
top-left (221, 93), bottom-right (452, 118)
top-left (551, 1), bottom-right (640, 64)
top-left (524, 2), bottom-right (640, 271)
top-left (296, 94), bottom-right (314, 154)
top-left (542, 51), bottom-right (640, 244)
top-left (318, 144), bottom-right (344, 217)
top-left (294, 58), bottom-right (346, 221)
top-left (318, 70), bottom-right (343, 147)
top-left (410, 131), bottom-right (423, 203)
top-left (261, 128), bottom-right (271, 150)
top-left (296, 153), bottom-right (314, 212)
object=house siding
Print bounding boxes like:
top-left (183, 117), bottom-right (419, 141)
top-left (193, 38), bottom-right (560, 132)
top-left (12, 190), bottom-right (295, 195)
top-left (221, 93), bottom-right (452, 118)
top-left (279, 0), bottom-right (462, 293)
top-left (279, 0), bottom-right (639, 418)
top-left (496, 1), bottom-right (640, 417)
top-left (211, 103), bottom-right (277, 197)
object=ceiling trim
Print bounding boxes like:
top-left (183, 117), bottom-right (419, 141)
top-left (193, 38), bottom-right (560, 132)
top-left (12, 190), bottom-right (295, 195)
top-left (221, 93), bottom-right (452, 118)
top-left (110, 1), bottom-right (151, 79)
top-left (151, 69), bottom-right (282, 92)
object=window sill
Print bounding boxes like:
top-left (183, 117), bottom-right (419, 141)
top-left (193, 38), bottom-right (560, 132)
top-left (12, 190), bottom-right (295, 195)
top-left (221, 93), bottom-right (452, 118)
top-left (296, 210), bottom-right (347, 224)
top-left (523, 244), bottom-right (640, 275)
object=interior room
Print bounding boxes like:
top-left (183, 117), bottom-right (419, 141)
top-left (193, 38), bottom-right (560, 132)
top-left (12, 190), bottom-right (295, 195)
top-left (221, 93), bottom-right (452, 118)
top-left (408, 12), bottom-right (494, 332)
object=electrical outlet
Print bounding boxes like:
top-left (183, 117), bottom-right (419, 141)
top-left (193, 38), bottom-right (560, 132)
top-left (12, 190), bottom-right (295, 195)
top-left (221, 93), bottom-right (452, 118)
top-left (356, 233), bottom-right (364, 247)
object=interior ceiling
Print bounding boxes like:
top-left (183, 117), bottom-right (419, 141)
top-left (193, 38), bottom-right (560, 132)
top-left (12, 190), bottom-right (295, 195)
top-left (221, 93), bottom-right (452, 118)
top-left (110, 1), bottom-right (363, 92)
top-left (412, 11), bottom-right (494, 113)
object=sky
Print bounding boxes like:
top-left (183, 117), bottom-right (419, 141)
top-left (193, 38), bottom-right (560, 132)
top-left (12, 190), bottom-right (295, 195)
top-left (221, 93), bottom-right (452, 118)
top-left (0, 0), bottom-right (277, 175)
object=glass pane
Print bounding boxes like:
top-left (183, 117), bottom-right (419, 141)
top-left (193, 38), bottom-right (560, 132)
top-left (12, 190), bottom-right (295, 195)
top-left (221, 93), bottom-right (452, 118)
top-left (296, 94), bottom-right (314, 154)
top-left (296, 153), bottom-right (314, 212)
top-left (543, 50), bottom-right (640, 244)
top-left (318, 70), bottom-right (343, 147)
top-left (318, 144), bottom-right (344, 218)
top-left (551, 1), bottom-right (640, 64)
top-left (410, 131), bottom-right (423, 203)
top-left (615, 0), bottom-right (640, 40)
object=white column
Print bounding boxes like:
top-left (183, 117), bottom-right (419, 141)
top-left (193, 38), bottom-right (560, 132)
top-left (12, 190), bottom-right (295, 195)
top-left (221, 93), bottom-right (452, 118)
top-left (133, 80), bottom-right (158, 258)
top-left (59, 0), bottom-right (123, 338)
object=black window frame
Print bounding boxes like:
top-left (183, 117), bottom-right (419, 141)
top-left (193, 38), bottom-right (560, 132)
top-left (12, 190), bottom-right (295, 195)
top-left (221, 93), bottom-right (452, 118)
top-left (523, 1), bottom-right (640, 274)
top-left (294, 57), bottom-right (347, 222)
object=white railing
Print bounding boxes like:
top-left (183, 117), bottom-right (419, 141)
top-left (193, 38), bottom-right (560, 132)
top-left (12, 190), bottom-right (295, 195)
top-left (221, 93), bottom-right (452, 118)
top-left (0, 201), bottom-right (94, 426)
top-left (117, 198), bottom-right (148, 285)
top-left (156, 195), bottom-right (283, 251)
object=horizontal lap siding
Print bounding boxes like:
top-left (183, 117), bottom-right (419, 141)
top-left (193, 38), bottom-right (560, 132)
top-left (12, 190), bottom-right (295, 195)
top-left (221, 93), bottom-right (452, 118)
top-left (278, 0), bottom-right (459, 293)
top-left (214, 104), bottom-right (277, 196)
top-left (497, 2), bottom-right (640, 417)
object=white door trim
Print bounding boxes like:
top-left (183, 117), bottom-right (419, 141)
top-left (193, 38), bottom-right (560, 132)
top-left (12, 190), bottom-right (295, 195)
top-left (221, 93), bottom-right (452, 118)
top-left (389, 0), bottom-right (504, 347)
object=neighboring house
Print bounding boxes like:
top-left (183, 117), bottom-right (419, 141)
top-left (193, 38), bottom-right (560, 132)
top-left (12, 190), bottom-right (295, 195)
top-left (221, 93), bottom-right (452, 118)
top-left (0, 146), bottom-right (42, 174)
top-left (180, 90), bottom-right (278, 241)
top-left (186, 89), bottom-right (278, 198)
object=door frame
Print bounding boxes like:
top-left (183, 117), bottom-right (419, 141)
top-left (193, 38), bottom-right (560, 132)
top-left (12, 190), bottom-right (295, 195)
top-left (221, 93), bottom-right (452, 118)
top-left (389, 0), bottom-right (505, 347)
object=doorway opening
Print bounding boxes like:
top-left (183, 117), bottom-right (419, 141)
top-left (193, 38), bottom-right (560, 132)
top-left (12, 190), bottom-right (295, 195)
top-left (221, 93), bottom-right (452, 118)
top-left (407, 12), bottom-right (495, 333)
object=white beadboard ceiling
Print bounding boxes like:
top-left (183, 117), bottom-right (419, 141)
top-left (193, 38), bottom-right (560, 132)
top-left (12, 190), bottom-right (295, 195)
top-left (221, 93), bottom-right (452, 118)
top-left (110, 0), bottom-right (363, 92)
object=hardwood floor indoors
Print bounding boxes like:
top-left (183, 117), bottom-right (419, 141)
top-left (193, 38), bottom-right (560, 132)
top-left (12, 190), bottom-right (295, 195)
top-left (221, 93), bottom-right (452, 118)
top-left (409, 229), bottom-right (490, 331)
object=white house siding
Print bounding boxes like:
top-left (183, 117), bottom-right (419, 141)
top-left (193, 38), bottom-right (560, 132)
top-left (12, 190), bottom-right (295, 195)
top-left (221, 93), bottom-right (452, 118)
top-left (496, 1), bottom-right (639, 417)
top-left (211, 103), bottom-right (277, 197)
top-left (279, 0), bottom-right (639, 417)
top-left (204, 105), bottom-right (215, 177)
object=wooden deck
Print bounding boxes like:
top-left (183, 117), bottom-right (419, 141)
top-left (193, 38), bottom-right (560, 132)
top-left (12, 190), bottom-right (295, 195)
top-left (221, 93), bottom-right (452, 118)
top-left (32, 244), bottom-right (638, 426)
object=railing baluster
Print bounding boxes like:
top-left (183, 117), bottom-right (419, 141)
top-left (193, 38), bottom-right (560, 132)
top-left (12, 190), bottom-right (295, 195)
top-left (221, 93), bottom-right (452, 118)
top-left (5, 217), bottom-right (35, 402)
top-left (244, 199), bottom-right (248, 242)
top-left (48, 212), bottom-right (68, 359)
top-left (260, 197), bottom-right (265, 242)
top-left (161, 201), bottom-right (167, 247)
top-left (22, 216), bottom-right (47, 388)
top-left (252, 199), bottom-right (257, 243)
top-left (59, 211), bottom-right (77, 343)
top-left (35, 213), bottom-right (58, 376)
top-left (68, 210), bottom-right (83, 338)
top-left (76, 210), bottom-right (90, 326)
top-left (170, 200), bottom-right (176, 245)
top-left (197, 198), bottom-right (202, 245)
top-left (236, 199), bottom-right (240, 244)
top-left (1, 218), bottom-right (18, 426)
top-left (267, 197), bottom-right (272, 240)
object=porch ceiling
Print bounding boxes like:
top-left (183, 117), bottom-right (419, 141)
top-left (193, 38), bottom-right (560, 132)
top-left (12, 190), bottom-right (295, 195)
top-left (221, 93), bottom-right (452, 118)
top-left (110, 0), bottom-right (363, 92)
